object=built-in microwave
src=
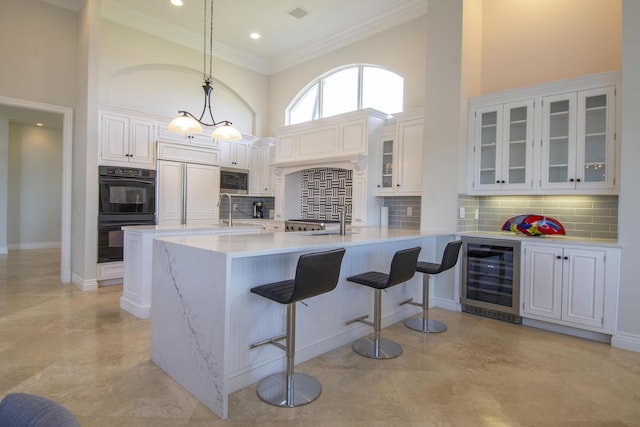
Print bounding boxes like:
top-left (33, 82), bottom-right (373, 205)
top-left (220, 168), bottom-right (249, 194)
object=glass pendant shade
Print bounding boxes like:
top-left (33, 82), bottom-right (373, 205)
top-left (211, 124), bottom-right (242, 141)
top-left (168, 113), bottom-right (203, 134)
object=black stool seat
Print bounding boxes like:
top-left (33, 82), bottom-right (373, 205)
top-left (250, 248), bottom-right (345, 408)
top-left (250, 280), bottom-right (296, 303)
top-left (345, 247), bottom-right (421, 359)
top-left (401, 240), bottom-right (462, 333)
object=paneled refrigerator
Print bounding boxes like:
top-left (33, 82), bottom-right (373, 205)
top-left (156, 159), bottom-right (220, 226)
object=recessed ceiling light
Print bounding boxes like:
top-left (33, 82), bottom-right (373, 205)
top-left (250, 32), bottom-right (261, 40)
top-left (171, 0), bottom-right (183, 6)
top-left (36, 123), bottom-right (44, 127)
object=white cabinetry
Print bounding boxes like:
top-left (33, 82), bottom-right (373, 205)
top-left (540, 86), bottom-right (616, 191)
top-left (375, 111), bottom-right (424, 196)
top-left (466, 72), bottom-right (620, 195)
top-left (522, 243), bottom-right (619, 333)
top-left (472, 100), bottom-right (534, 192)
top-left (249, 140), bottom-right (274, 196)
top-left (274, 109), bottom-right (387, 165)
top-left (219, 140), bottom-right (250, 169)
top-left (100, 112), bottom-right (155, 168)
top-left (156, 142), bottom-right (220, 226)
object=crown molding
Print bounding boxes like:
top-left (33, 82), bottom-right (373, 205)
top-left (268, 0), bottom-right (428, 74)
top-left (101, 0), bottom-right (269, 75)
top-left (100, 0), bottom-right (426, 76)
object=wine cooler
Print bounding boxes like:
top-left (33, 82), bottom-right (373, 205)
top-left (460, 237), bottom-right (521, 323)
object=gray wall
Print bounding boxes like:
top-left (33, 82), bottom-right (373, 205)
top-left (7, 124), bottom-right (63, 249)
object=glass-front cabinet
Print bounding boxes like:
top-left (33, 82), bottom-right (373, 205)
top-left (541, 86), bottom-right (616, 191)
top-left (473, 99), bottom-right (534, 192)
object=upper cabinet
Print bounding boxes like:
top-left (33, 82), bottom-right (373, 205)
top-left (249, 139), bottom-right (275, 196)
top-left (375, 109), bottom-right (424, 196)
top-left (467, 71), bottom-right (620, 195)
top-left (472, 100), bottom-right (534, 192)
top-left (100, 112), bottom-right (155, 168)
top-left (219, 139), bottom-right (250, 169)
top-left (540, 86), bottom-right (616, 191)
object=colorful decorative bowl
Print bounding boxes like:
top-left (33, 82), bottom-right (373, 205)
top-left (501, 215), bottom-right (566, 236)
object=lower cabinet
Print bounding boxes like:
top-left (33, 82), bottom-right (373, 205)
top-left (522, 243), bottom-right (619, 333)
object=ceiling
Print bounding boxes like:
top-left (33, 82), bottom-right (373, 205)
top-left (14, 0), bottom-right (426, 128)
top-left (46, 0), bottom-right (428, 75)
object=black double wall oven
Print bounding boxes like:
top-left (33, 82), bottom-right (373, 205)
top-left (98, 166), bottom-right (156, 263)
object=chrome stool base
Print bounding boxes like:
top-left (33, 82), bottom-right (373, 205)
top-left (256, 373), bottom-right (321, 407)
top-left (352, 336), bottom-right (402, 359)
top-left (403, 316), bottom-right (447, 333)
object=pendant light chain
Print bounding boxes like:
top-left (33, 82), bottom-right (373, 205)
top-left (167, 0), bottom-right (241, 140)
top-left (203, 0), bottom-right (214, 83)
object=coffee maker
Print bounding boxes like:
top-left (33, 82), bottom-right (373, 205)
top-left (253, 201), bottom-right (264, 218)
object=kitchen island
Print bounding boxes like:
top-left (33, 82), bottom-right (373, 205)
top-left (120, 224), bottom-right (262, 318)
top-left (150, 227), bottom-right (451, 419)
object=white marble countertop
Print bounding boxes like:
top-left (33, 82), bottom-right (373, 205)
top-left (121, 223), bottom-right (261, 234)
top-left (156, 227), bottom-right (450, 258)
top-left (456, 230), bottom-right (621, 248)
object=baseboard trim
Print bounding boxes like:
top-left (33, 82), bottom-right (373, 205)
top-left (433, 296), bottom-right (461, 312)
top-left (522, 318), bottom-right (611, 343)
top-left (72, 273), bottom-right (98, 291)
top-left (7, 242), bottom-right (61, 250)
top-left (611, 331), bottom-right (640, 352)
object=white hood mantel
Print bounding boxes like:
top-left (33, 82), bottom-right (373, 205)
top-left (272, 154), bottom-right (367, 178)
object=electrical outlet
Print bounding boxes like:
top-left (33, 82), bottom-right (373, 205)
top-left (407, 206), bottom-right (412, 216)
top-left (233, 204), bottom-right (238, 211)
top-left (459, 207), bottom-right (465, 219)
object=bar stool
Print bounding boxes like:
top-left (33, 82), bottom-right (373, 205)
top-left (400, 240), bottom-right (463, 333)
top-left (249, 248), bottom-right (346, 407)
top-left (345, 247), bottom-right (421, 359)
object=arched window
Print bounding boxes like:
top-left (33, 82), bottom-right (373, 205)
top-left (286, 65), bottom-right (404, 125)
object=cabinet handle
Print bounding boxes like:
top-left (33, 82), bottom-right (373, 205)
top-left (496, 180), bottom-right (500, 184)
top-left (569, 178), bottom-right (574, 182)
top-left (556, 255), bottom-right (562, 259)
top-left (396, 184), bottom-right (400, 187)
top-left (501, 180), bottom-right (505, 184)
top-left (377, 184), bottom-right (380, 188)
top-left (564, 256), bottom-right (569, 260)
top-left (576, 178), bottom-right (581, 182)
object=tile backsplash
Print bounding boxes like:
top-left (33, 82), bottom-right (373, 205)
top-left (301, 168), bottom-right (352, 221)
top-left (382, 196), bottom-right (421, 229)
top-left (219, 196), bottom-right (275, 220)
top-left (457, 194), bottom-right (618, 239)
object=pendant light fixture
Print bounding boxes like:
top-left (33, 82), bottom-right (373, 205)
top-left (168, 0), bottom-right (241, 140)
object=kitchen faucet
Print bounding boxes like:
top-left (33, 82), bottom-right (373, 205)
top-left (217, 193), bottom-right (233, 227)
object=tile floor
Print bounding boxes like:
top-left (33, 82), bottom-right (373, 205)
top-left (1, 248), bottom-right (640, 426)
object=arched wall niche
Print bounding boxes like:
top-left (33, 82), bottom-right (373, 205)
top-left (106, 64), bottom-right (256, 135)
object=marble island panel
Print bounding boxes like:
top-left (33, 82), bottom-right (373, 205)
top-left (150, 227), bottom-right (452, 419)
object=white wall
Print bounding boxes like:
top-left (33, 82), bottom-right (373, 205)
top-left (268, 15), bottom-right (428, 134)
top-left (614, 0), bottom-right (640, 349)
top-left (99, 19), bottom-right (268, 136)
top-left (0, 117), bottom-right (7, 254)
top-left (7, 124), bottom-right (62, 249)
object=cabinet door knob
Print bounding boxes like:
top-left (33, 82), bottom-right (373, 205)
top-left (377, 184), bottom-right (380, 188)
top-left (576, 178), bottom-right (581, 182)
top-left (569, 178), bottom-right (575, 182)
top-left (564, 256), bottom-right (569, 260)
top-left (396, 184), bottom-right (400, 187)
top-left (501, 180), bottom-right (506, 184)
top-left (556, 255), bottom-right (562, 259)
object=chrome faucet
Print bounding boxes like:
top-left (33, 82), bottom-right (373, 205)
top-left (339, 209), bottom-right (346, 235)
top-left (217, 193), bottom-right (233, 226)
